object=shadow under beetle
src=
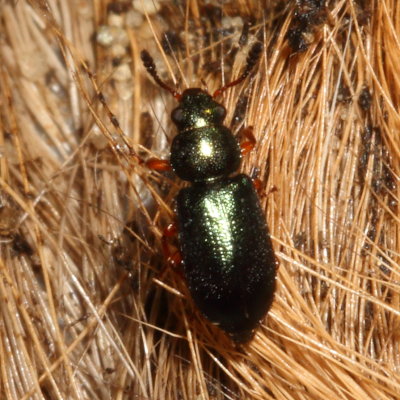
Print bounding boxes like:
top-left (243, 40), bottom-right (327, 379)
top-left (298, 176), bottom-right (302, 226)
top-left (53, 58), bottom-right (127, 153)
top-left (141, 42), bottom-right (277, 343)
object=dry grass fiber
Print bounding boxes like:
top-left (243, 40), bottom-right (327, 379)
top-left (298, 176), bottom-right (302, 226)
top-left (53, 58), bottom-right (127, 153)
top-left (0, 0), bottom-right (399, 399)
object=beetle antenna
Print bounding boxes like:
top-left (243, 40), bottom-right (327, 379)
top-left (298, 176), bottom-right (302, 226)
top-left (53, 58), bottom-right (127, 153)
top-left (141, 50), bottom-right (182, 100)
top-left (213, 41), bottom-right (263, 98)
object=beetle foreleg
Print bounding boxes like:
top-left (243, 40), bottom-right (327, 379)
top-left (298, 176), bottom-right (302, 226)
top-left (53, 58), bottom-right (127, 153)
top-left (144, 158), bottom-right (172, 171)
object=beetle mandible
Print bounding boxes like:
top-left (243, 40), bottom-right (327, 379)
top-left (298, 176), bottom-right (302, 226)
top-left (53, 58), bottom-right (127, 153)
top-left (141, 42), bottom-right (277, 343)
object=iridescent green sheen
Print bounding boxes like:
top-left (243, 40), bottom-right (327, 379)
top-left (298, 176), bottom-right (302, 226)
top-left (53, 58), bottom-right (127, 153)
top-left (176, 175), bottom-right (276, 343)
top-left (169, 88), bottom-right (277, 343)
top-left (140, 47), bottom-right (274, 343)
top-left (170, 125), bottom-right (241, 182)
top-left (170, 90), bottom-right (241, 182)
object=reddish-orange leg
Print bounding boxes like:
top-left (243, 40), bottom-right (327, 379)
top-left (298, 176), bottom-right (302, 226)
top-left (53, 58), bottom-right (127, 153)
top-left (141, 159), bottom-right (182, 268)
top-left (240, 126), bottom-right (256, 156)
top-left (252, 175), bottom-right (277, 198)
top-left (161, 223), bottom-right (182, 268)
top-left (144, 158), bottom-right (172, 171)
top-left (239, 126), bottom-right (262, 194)
top-left (252, 177), bottom-right (263, 194)
top-left (239, 128), bottom-right (278, 200)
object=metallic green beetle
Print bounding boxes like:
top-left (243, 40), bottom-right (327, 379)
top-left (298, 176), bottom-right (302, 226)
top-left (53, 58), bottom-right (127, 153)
top-left (141, 43), bottom-right (277, 343)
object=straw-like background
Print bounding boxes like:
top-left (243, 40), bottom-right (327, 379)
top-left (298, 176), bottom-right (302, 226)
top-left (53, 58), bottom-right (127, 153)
top-left (0, 0), bottom-right (399, 399)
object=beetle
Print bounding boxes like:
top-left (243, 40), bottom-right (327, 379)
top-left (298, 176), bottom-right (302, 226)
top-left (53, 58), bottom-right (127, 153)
top-left (140, 42), bottom-right (277, 343)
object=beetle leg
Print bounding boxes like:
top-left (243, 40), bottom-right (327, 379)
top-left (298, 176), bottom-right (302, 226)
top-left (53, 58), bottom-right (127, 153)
top-left (240, 126), bottom-right (256, 156)
top-left (161, 223), bottom-right (182, 267)
top-left (251, 169), bottom-right (277, 197)
top-left (156, 223), bottom-right (183, 284)
top-left (145, 158), bottom-right (172, 171)
top-left (251, 177), bottom-right (263, 194)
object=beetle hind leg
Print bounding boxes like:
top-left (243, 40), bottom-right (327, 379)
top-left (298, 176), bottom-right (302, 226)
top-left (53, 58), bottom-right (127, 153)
top-left (239, 126), bottom-right (256, 156)
top-left (161, 223), bottom-right (182, 269)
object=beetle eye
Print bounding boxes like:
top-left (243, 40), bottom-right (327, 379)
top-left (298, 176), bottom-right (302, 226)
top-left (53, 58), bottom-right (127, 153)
top-left (214, 105), bottom-right (226, 120)
top-left (171, 108), bottom-right (184, 124)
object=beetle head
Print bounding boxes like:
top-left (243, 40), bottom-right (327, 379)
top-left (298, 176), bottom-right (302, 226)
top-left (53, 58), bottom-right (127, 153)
top-left (171, 89), bottom-right (226, 131)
